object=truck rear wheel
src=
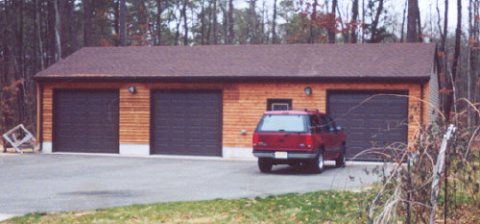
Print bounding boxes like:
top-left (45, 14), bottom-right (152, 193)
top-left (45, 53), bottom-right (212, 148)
top-left (335, 153), bottom-right (346, 168)
top-left (258, 158), bottom-right (273, 173)
top-left (335, 144), bottom-right (347, 168)
top-left (309, 151), bottom-right (324, 173)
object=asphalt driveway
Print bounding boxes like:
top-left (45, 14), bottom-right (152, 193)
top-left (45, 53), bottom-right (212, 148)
top-left (0, 154), bottom-right (382, 217)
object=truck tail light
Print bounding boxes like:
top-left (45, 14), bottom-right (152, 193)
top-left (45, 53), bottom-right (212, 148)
top-left (252, 133), bottom-right (259, 146)
top-left (305, 135), bottom-right (313, 148)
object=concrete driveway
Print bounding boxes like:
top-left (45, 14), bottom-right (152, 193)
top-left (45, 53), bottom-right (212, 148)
top-left (0, 154), bottom-right (382, 217)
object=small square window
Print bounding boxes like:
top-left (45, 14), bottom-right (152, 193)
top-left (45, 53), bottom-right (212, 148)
top-left (267, 99), bottom-right (292, 111)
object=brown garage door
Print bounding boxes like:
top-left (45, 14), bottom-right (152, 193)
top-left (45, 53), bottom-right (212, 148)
top-left (53, 90), bottom-right (119, 153)
top-left (151, 90), bottom-right (222, 156)
top-left (327, 91), bottom-right (408, 161)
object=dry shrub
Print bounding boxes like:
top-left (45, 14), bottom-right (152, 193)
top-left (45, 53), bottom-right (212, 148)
top-left (365, 98), bottom-right (480, 223)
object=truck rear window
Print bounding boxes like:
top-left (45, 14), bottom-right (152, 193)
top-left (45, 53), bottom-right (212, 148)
top-left (257, 115), bottom-right (308, 132)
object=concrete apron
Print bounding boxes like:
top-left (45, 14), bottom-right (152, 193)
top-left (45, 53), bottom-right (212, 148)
top-left (0, 213), bottom-right (19, 222)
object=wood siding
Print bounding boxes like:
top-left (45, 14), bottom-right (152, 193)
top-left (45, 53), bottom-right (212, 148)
top-left (40, 81), bottom-right (427, 150)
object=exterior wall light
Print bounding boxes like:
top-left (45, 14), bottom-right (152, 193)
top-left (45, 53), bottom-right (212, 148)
top-left (128, 86), bottom-right (137, 94)
top-left (304, 87), bottom-right (312, 96)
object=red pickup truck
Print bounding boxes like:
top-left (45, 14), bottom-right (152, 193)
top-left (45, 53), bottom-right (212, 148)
top-left (252, 109), bottom-right (347, 173)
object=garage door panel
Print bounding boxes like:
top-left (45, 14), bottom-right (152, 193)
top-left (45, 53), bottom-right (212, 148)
top-left (53, 90), bottom-right (119, 153)
top-left (152, 91), bottom-right (222, 156)
top-left (328, 92), bottom-right (408, 161)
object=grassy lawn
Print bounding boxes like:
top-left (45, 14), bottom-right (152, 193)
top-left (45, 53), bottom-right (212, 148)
top-left (3, 190), bottom-right (375, 224)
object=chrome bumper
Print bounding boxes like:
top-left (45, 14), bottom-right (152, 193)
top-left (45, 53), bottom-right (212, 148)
top-left (253, 151), bottom-right (317, 159)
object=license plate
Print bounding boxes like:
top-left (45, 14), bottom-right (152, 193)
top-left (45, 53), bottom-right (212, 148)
top-left (274, 151), bottom-right (288, 159)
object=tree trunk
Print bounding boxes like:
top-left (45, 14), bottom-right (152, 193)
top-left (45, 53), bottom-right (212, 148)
top-left (156, 0), bottom-right (163, 45)
top-left (361, 0), bottom-right (365, 43)
top-left (200, 0), bottom-right (206, 44)
top-left (54, 0), bottom-right (62, 62)
top-left (327, 0), bottom-right (337, 44)
top-left (212, 0), bottom-right (217, 44)
top-left (228, 0), bottom-right (234, 44)
top-left (34, 0), bottom-right (45, 70)
top-left (271, 0), bottom-right (278, 44)
top-left (260, 0), bottom-right (266, 44)
top-left (400, 0), bottom-right (407, 42)
top-left (16, 0), bottom-right (25, 79)
top-left (467, 0), bottom-right (473, 126)
top-left (445, 0), bottom-right (462, 120)
top-left (350, 0), bottom-right (358, 43)
top-left (141, 0), bottom-right (153, 45)
top-left (407, 0), bottom-right (419, 42)
top-left (248, 0), bottom-right (257, 44)
top-left (336, 3), bottom-right (348, 43)
top-left (472, 0), bottom-right (480, 124)
top-left (440, 0), bottom-right (449, 117)
top-left (15, 0), bottom-right (26, 125)
top-left (119, 0), bottom-right (126, 46)
top-left (83, 0), bottom-right (92, 46)
top-left (369, 0), bottom-right (384, 43)
top-left (1, 0), bottom-right (8, 85)
top-left (182, 0), bottom-right (188, 45)
top-left (415, 0), bottom-right (422, 41)
top-left (59, 0), bottom-right (68, 56)
top-left (68, 0), bottom-right (77, 53)
top-left (174, 0), bottom-right (181, 46)
top-left (114, 0), bottom-right (119, 45)
top-left (309, 0), bottom-right (317, 44)
top-left (220, 1), bottom-right (228, 44)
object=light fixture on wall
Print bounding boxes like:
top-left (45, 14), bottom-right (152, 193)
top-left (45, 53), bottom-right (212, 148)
top-left (304, 87), bottom-right (312, 96)
top-left (128, 86), bottom-right (137, 94)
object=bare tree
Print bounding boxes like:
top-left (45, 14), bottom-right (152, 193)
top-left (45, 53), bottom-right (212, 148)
top-left (447, 0), bottom-right (462, 117)
top-left (407, 0), bottom-right (420, 42)
top-left (350, 0), bottom-right (359, 43)
top-left (336, 3), bottom-right (348, 43)
top-left (156, 0), bottom-right (163, 45)
top-left (271, 0), bottom-right (278, 44)
top-left (34, 0), bottom-right (45, 70)
top-left (361, 0), bottom-right (365, 43)
top-left (119, 0), bottom-right (126, 46)
top-left (1, 0), bottom-right (8, 85)
top-left (369, 0), bottom-right (384, 43)
top-left (181, 0), bottom-right (188, 45)
top-left (221, 0), bottom-right (228, 44)
top-left (212, 0), bottom-right (218, 44)
top-left (228, 0), bottom-right (234, 44)
top-left (308, 0), bottom-right (318, 44)
top-left (400, 0), bottom-right (407, 42)
top-left (53, 0), bottom-right (62, 62)
top-left (439, 0), bottom-right (449, 116)
top-left (471, 0), bottom-right (480, 112)
top-left (83, 0), bottom-right (92, 46)
top-left (68, 0), bottom-right (77, 52)
top-left (328, 0), bottom-right (337, 43)
top-left (248, 0), bottom-right (258, 44)
top-left (200, 0), bottom-right (206, 44)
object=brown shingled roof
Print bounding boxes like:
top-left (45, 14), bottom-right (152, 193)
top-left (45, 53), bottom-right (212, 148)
top-left (35, 43), bottom-right (436, 81)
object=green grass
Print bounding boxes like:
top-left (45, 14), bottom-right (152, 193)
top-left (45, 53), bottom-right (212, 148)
top-left (3, 190), bottom-right (376, 224)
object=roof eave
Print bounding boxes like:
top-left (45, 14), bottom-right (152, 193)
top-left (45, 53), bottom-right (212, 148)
top-left (34, 75), bottom-right (430, 83)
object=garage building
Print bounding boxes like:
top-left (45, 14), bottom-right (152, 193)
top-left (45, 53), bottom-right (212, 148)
top-left (35, 43), bottom-right (438, 161)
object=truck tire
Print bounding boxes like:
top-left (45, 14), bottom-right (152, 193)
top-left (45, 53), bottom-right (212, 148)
top-left (335, 152), bottom-right (346, 168)
top-left (309, 151), bottom-right (324, 173)
top-left (335, 144), bottom-right (346, 168)
top-left (258, 158), bottom-right (273, 173)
